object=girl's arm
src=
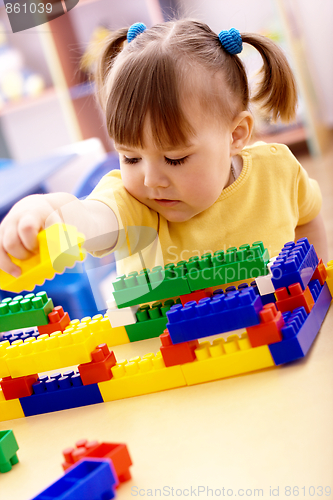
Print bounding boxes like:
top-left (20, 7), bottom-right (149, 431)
top-left (0, 192), bottom-right (118, 277)
top-left (295, 212), bottom-right (328, 264)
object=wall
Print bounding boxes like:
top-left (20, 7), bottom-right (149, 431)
top-left (177, 0), bottom-right (333, 127)
top-left (287, 0), bottom-right (333, 125)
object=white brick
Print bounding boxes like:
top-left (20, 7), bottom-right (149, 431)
top-left (255, 274), bottom-right (275, 295)
top-left (106, 305), bottom-right (139, 328)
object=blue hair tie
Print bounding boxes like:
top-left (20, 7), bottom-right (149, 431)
top-left (218, 28), bottom-right (243, 55)
top-left (127, 22), bottom-right (147, 43)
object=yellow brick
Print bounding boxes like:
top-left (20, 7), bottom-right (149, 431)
top-left (66, 314), bottom-right (130, 347)
top-left (181, 332), bottom-right (275, 385)
top-left (2, 326), bottom-right (95, 378)
top-left (0, 341), bottom-right (10, 379)
top-left (0, 223), bottom-right (86, 293)
top-left (326, 261), bottom-right (333, 298)
top-left (0, 389), bottom-right (24, 421)
top-left (98, 352), bottom-right (186, 401)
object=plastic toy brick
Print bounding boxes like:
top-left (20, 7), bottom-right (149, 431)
top-left (166, 287), bottom-right (263, 344)
top-left (62, 440), bottom-right (132, 483)
top-left (180, 332), bottom-right (275, 385)
top-left (0, 430), bottom-right (19, 473)
top-left (0, 291), bottom-right (54, 333)
top-left (179, 287), bottom-right (213, 306)
top-left (1, 328), bottom-right (39, 344)
top-left (125, 300), bottom-right (176, 342)
top-left (249, 281), bottom-right (276, 306)
top-left (159, 330), bottom-right (199, 367)
top-left (112, 262), bottom-right (191, 308)
top-left (270, 238), bottom-right (318, 291)
top-left (275, 283), bottom-right (314, 314)
top-left (1, 313), bottom-right (125, 379)
top-left (106, 299), bottom-right (139, 328)
top-left (254, 256), bottom-right (277, 296)
top-left (38, 306), bottom-right (71, 335)
top-left (0, 223), bottom-right (86, 294)
top-left (0, 341), bottom-right (11, 371)
top-left (246, 303), bottom-right (284, 347)
top-left (185, 241), bottom-right (270, 292)
top-left (19, 370), bottom-right (104, 417)
top-left (1, 373), bottom-right (38, 400)
top-left (70, 314), bottom-right (130, 347)
top-left (0, 388), bottom-right (25, 421)
top-left (78, 344), bottom-right (117, 385)
top-left (0, 326), bottom-right (97, 379)
top-left (269, 280), bottom-right (332, 365)
top-left (31, 458), bottom-right (118, 500)
top-left (325, 260), bottom-right (333, 297)
top-left (98, 352), bottom-right (187, 401)
top-left (255, 273), bottom-right (275, 296)
top-left (310, 259), bottom-right (328, 286)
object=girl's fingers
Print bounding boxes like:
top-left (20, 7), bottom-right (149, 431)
top-left (1, 223), bottom-right (33, 261)
top-left (17, 214), bottom-right (43, 253)
top-left (0, 228), bottom-right (22, 277)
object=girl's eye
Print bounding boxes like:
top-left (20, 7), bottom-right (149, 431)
top-left (123, 156), bottom-right (140, 164)
top-left (164, 156), bottom-right (189, 166)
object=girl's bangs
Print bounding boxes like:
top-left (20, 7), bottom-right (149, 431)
top-left (106, 51), bottom-right (195, 149)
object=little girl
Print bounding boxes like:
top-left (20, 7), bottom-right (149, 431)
top-left (0, 19), bottom-right (328, 280)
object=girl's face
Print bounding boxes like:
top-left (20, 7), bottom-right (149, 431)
top-left (115, 106), bottom-right (249, 223)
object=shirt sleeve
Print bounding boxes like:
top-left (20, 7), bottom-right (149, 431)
top-left (86, 170), bottom-right (159, 258)
top-left (296, 163), bottom-right (322, 225)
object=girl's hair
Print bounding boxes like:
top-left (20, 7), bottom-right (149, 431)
top-left (93, 19), bottom-right (297, 148)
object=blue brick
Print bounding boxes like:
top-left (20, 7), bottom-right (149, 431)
top-left (1, 328), bottom-right (39, 344)
top-left (269, 281), bottom-right (332, 365)
top-left (166, 287), bottom-right (263, 344)
top-left (250, 281), bottom-right (276, 305)
top-left (19, 371), bottom-right (103, 417)
top-left (270, 238), bottom-right (319, 291)
top-left (30, 458), bottom-right (117, 500)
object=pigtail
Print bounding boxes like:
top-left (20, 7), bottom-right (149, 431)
top-left (94, 27), bottom-right (128, 110)
top-left (241, 33), bottom-right (297, 122)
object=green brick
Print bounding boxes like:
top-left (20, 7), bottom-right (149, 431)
top-left (113, 263), bottom-right (191, 308)
top-left (185, 242), bottom-right (270, 291)
top-left (125, 299), bottom-right (178, 341)
top-left (0, 291), bottom-right (54, 332)
top-left (0, 430), bottom-right (19, 473)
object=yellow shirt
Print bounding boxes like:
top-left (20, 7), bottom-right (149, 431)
top-left (87, 142), bottom-right (322, 275)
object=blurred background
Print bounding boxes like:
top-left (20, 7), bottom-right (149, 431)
top-left (0, 0), bottom-right (332, 318)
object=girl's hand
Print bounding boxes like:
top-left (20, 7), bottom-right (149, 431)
top-left (0, 195), bottom-right (55, 277)
top-left (0, 192), bottom-right (119, 278)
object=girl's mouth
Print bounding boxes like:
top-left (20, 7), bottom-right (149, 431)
top-left (154, 199), bottom-right (180, 207)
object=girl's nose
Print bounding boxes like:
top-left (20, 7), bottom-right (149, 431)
top-left (143, 164), bottom-right (169, 189)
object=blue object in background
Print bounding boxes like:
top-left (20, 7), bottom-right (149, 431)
top-left (0, 153), bottom-right (76, 222)
top-left (0, 158), bottom-right (13, 170)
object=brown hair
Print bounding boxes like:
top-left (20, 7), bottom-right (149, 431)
top-left (93, 19), bottom-right (297, 149)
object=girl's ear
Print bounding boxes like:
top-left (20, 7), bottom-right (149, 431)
top-left (230, 111), bottom-right (254, 154)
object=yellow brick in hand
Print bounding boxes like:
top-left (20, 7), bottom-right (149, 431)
top-left (0, 223), bottom-right (86, 293)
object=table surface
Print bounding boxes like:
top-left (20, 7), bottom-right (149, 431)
top-left (1, 304), bottom-right (332, 500)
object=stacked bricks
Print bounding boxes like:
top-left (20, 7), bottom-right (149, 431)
top-left (0, 237), bottom-right (331, 422)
